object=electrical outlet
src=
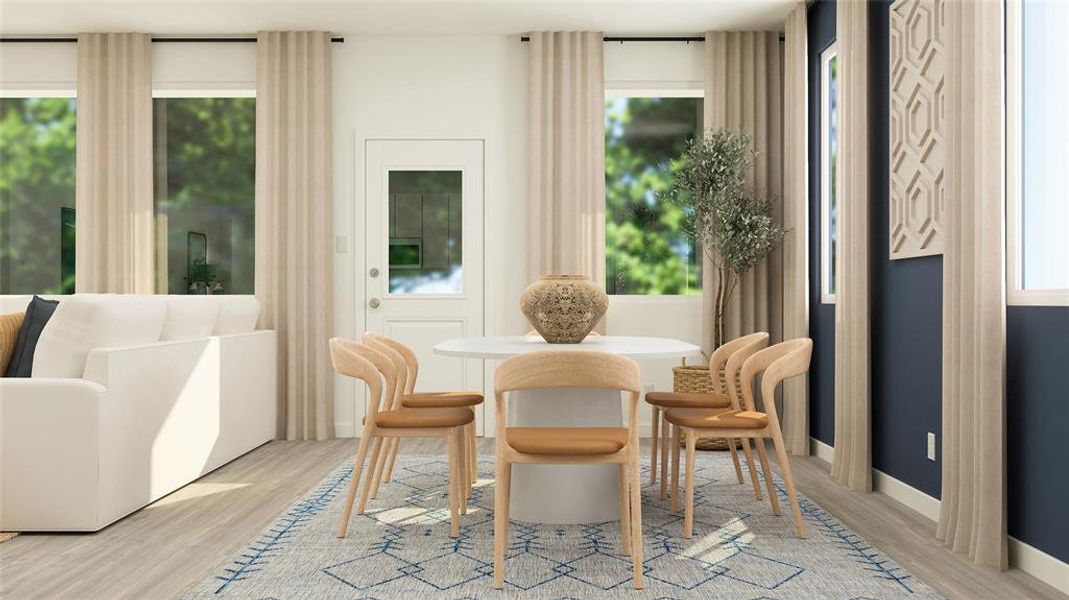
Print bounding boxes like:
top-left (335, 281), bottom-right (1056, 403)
top-left (335, 235), bottom-right (349, 254)
top-left (927, 432), bottom-right (937, 461)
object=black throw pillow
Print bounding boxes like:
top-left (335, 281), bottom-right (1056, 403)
top-left (3, 295), bottom-right (59, 378)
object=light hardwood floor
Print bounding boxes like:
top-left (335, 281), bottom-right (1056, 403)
top-left (0, 439), bottom-right (1064, 600)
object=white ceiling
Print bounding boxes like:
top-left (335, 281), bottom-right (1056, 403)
top-left (0, 0), bottom-right (795, 36)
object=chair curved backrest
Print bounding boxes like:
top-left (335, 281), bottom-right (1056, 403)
top-left (329, 338), bottom-right (397, 421)
top-left (721, 333), bottom-right (770, 409)
top-left (739, 338), bottom-right (813, 428)
top-left (372, 335), bottom-right (421, 395)
top-left (708, 332), bottom-right (769, 394)
top-left (364, 333), bottom-right (408, 409)
top-left (494, 350), bottom-right (642, 443)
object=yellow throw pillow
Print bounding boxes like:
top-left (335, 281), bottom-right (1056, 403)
top-left (0, 311), bottom-right (26, 374)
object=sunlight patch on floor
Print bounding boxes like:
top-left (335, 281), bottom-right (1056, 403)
top-left (678, 518), bottom-right (753, 562)
top-left (370, 505), bottom-right (482, 525)
top-left (148, 483), bottom-right (251, 508)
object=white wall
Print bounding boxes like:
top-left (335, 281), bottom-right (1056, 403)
top-left (0, 36), bottom-right (706, 437)
top-left (330, 35), bottom-right (529, 436)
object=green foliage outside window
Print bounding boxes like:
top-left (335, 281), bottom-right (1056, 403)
top-left (0, 97), bottom-right (77, 294)
top-left (155, 97), bottom-right (256, 294)
top-left (605, 96), bottom-right (702, 295)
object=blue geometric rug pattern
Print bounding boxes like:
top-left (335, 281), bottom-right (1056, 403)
top-left (184, 453), bottom-right (944, 599)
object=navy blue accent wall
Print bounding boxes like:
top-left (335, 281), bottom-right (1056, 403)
top-left (807, 0), bottom-right (836, 447)
top-left (869, 0), bottom-right (943, 499)
top-left (1008, 306), bottom-right (1069, 562)
top-left (806, 0), bottom-right (1069, 567)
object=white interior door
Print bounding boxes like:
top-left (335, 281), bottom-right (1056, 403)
top-left (365, 139), bottom-right (485, 433)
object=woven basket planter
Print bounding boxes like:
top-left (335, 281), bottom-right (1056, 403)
top-left (672, 360), bottom-right (739, 451)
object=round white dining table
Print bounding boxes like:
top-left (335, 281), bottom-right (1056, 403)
top-left (434, 335), bottom-right (701, 524)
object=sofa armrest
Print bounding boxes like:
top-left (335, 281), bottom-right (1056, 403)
top-left (0, 378), bottom-right (107, 530)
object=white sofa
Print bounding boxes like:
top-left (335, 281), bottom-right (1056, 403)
top-left (0, 294), bottom-right (276, 531)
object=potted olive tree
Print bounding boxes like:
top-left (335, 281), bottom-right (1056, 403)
top-left (662, 128), bottom-right (787, 348)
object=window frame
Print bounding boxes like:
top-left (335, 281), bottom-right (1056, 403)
top-left (150, 90), bottom-right (257, 295)
top-left (0, 89), bottom-right (78, 295)
top-left (1005, 0), bottom-right (1069, 306)
top-left (603, 87), bottom-right (704, 299)
top-left (819, 43), bottom-right (839, 305)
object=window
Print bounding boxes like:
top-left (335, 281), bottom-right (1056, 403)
top-left (605, 93), bottom-right (702, 295)
top-left (820, 44), bottom-right (839, 304)
top-left (387, 170), bottom-right (463, 294)
top-left (1007, 0), bottom-right (1069, 305)
top-left (0, 95), bottom-right (77, 294)
top-left (153, 95), bottom-right (255, 294)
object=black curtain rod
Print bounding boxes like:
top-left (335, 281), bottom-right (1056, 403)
top-left (519, 34), bottom-right (785, 43)
top-left (0, 36), bottom-right (344, 43)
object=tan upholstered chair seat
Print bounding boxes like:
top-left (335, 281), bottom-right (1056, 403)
top-left (376, 407), bottom-right (474, 429)
top-left (645, 391), bottom-right (731, 409)
top-left (665, 408), bottom-right (768, 429)
top-left (506, 427), bottom-right (629, 456)
top-left (401, 391), bottom-right (484, 408)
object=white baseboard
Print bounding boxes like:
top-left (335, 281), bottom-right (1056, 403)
top-left (810, 437), bottom-right (834, 463)
top-left (872, 470), bottom-right (941, 522)
top-left (807, 438), bottom-right (1068, 593)
top-left (334, 422), bottom-right (355, 438)
top-left (1009, 537), bottom-right (1069, 593)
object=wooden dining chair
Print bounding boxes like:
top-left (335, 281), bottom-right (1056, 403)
top-left (329, 338), bottom-right (473, 538)
top-left (364, 333), bottom-right (483, 491)
top-left (492, 350), bottom-right (645, 590)
top-left (645, 332), bottom-right (769, 501)
top-left (665, 338), bottom-right (813, 539)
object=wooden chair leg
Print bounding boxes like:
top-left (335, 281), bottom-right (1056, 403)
top-left (728, 440), bottom-right (744, 484)
top-left (618, 462), bottom-right (631, 556)
top-left (457, 428), bottom-right (469, 514)
top-left (468, 421), bottom-right (477, 485)
top-left (683, 430), bottom-right (697, 539)
top-left (493, 458), bottom-right (512, 589)
top-left (771, 432), bottom-right (806, 538)
top-left (649, 405), bottom-right (660, 485)
top-left (356, 437), bottom-right (382, 514)
top-left (338, 434), bottom-right (371, 538)
top-left (659, 411), bottom-right (670, 500)
top-left (755, 438), bottom-right (781, 516)
top-left (369, 436), bottom-right (390, 499)
top-left (629, 445), bottom-right (644, 590)
top-left (670, 423), bottom-right (681, 513)
top-left (383, 438), bottom-right (400, 483)
top-left (446, 430), bottom-right (461, 538)
top-left (740, 437), bottom-right (763, 500)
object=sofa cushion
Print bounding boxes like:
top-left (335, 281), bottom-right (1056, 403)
top-left (161, 296), bottom-right (222, 341)
top-left (0, 311), bottom-right (27, 374)
top-left (213, 296), bottom-right (261, 334)
top-left (4, 296), bottom-right (59, 378)
top-left (32, 294), bottom-right (168, 378)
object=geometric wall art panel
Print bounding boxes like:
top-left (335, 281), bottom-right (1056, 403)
top-left (890, 0), bottom-right (945, 259)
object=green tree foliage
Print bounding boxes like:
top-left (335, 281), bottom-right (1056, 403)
top-left (155, 97), bottom-right (256, 294)
top-left (605, 97), bottom-right (702, 295)
top-left (0, 98), bottom-right (77, 294)
top-left (661, 128), bottom-right (787, 347)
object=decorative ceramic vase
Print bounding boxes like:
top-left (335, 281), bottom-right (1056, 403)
top-left (520, 275), bottom-right (608, 344)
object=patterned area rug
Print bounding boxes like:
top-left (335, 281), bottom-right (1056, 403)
top-left (0, 533), bottom-right (16, 544)
top-left (186, 453), bottom-right (943, 599)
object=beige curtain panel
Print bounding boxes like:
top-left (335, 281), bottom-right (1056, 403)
top-left (75, 33), bottom-right (154, 293)
top-left (526, 31), bottom-right (607, 294)
top-left (831, 0), bottom-right (872, 492)
top-left (937, 0), bottom-right (1007, 570)
top-left (702, 31), bottom-right (784, 353)
top-left (781, 3), bottom-right (810, 456)
top-left (256, 31), bottom-right (335, 441)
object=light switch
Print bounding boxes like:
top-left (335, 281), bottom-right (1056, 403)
top-left (927, 432), bottom-right (937, 461)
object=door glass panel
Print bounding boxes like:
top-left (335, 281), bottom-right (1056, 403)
top-left (387, 170), bottom-right (463, 294)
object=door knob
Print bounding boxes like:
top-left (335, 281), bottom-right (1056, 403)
top-left (369, 267), bottom-right (380, 278)
top-left (368, 298), bottom-right (381, 309)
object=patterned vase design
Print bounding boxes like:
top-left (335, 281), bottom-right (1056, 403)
top-left (520, 275), bottom-right (608, 344)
